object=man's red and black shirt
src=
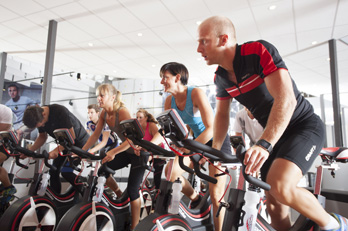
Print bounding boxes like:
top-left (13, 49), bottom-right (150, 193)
top-left (214, 40), bottom-right (313, 129)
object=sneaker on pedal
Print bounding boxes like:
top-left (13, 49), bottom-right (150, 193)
top-left (189, 194), bottom-right (202, 209)
top-left (0, 185), bottom-right (17, 204)
top-left (323, 213), bottom-right (348, 231)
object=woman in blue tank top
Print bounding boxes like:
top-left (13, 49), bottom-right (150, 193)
top-left (160, 62), bottom-right (232, 231)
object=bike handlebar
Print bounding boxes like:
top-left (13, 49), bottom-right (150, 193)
top-left (131, 139), bottom-right (176, 158)
top-left (178, 140), bottom-right (271, 191)
top-left (70, 146), bottom-right (104, 160)
top-left (178, 156), bottom-right (194, 174)
top-left (236, 145), bottom-right (271, 191)
top-left (68, 146), bottom-right (115, 175)
top-left (15, 156), bottom-right (28, 169)
top-left (13, 145), bottom-right (57, 171)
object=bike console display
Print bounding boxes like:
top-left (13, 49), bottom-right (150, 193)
top-left (156, 109), bottom-right (188, 141)
top-left (0, 131), bottom-right (19, 147)
top-left (53, 128), bottom-right (75, 146)
top-left (120, 119), bottom-right (144, 140)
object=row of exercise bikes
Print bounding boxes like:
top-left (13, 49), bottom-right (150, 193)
top-left (0, 108), bottom-right (347, 230)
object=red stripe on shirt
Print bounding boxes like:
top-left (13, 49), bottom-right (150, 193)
top-left (241, 42), bottom-right (278, 77)
top-left (224, 74), bottom-right (263, 98)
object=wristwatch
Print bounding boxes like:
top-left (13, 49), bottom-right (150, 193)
top-left (256, 139), bottom-right (273, 153)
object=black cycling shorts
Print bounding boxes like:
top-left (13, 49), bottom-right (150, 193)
top-left (260, 114), bottom-right (325, 182)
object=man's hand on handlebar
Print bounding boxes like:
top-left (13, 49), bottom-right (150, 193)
top-left (244, 145), bottom-right (269, 175)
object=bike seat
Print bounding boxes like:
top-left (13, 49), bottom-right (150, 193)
top-left (320, 147), bottom-right (348, 162)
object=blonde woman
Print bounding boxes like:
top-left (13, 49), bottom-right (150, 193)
top-left (82, 84), bottom-right (144, 230)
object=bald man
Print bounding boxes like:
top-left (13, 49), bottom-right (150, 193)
top-left (0, 104), bottom-right (17, 204)
top-left (197, 16), bottom-right (347, 231)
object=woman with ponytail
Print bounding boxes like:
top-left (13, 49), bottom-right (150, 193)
top-left (82, 83), bottom-right (145, 229)
top-left (136, 109), bottom-right (164, 189)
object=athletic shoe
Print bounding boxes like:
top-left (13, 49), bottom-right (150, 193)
top-left (322, 213), bottom-right (348, 231)
top-left (190, 194), bottom-right (202, 209)
top-left (0, 185), bottom-right (17, 204)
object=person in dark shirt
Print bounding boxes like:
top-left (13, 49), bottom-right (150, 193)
top-left (196, 16), bottom-right (347, 231)
top-left (23, 104), bottom-right (89, 194)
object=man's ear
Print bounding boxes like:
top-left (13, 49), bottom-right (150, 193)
top-left (220, 34), bottom-right (228, 46)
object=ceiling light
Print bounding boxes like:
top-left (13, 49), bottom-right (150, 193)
top-left (196, 21), bottom-right (202, 25)
top-left (268, 5), bottom-right (277, 10)
top-left (327, 58), bottom-right (330, 61)
top-left (152, 64), bottom-right (156, 68)
top-left (77, 73), bottom-right (81, 81)
top-left (88, 42), bottom-right (94, 47)
top-left (197, 58), bottom-right (201, 61)
top-left (137, 33), bottom-right (143, 37)
top-left (311, 41), bottom-right (318, 45)
top-left (40, 78), bottom-right (44, 85)
top-left (113, 70), bottom-right (117, 73)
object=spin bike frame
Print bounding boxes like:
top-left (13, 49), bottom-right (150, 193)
top-left (120, 118), bottom-right (214, 231)
top-left (0, 130), bottom-right (79, 230)
top-left (53, 128), bottom-right (131, 231)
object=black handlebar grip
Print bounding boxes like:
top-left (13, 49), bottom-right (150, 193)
top-left (191, 154), bottom-right (218, 184)
top-left (236, 145), bottom-right (271, 191)
top-left (15, 146), bottom-right (39, 158)
top-left (42, 150), bottom-right (57, 171)
top-left (15, 155), bottom-right (28, 169)
top-left (178, 155), bottom-right (194, 174)
top-left (193, 160), bottom-right (217, 184)
top-left (70, 146), bottom-right (102, 160)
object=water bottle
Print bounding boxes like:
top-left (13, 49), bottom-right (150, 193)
top-left (168, 178), bottom-right (182, 214)
top-left (37, 173), bottom-right (50, 196)
top-left (93, 176), bottom-right (106, 202)
top-left (240, 190), bottom-right (260, 231)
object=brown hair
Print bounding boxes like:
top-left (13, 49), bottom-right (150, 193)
top-left (137, 109), bottom-right (158, 124)
top-left (23, 106), bottom-right (44, 129)
top-left (159, 62), bottom-right (189, 85)
top-left (87, 104), bottom-right (101, 113)
top-left (96, 84), bottom-right (125, 111)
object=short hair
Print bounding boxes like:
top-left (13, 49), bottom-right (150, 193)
top-left (87, 104), bottom-right (101, 113)
top-left (159, 62), bottom-right (189, 86)
top-left (7, 83), bottom-right (18, 91)
top-left (200, 16), bottom-right (237, 44)
top-left (23, 106), bottom-right (44, 129)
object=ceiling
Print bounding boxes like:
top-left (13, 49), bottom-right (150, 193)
top-left (0, 0), bottom-right (348, 102)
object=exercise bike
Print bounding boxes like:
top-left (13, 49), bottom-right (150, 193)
top-left (0, 130), bottom-right (81, 230)
top-left (0, 141), bottom-right (28, 216)
top-left (159, 109), bottom-right (348, 231)
top-left (120, 118), bottom-right (214, 231)
top-left (53, 128), bottom-right (131, 231)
